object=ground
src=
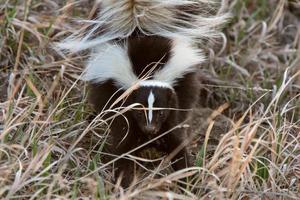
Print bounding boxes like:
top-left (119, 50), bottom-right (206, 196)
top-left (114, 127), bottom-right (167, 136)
top-left (0, 0), bottom-right (300, 199)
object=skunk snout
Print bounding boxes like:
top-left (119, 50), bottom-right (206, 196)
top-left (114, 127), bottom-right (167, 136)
top-left (143, 125), bottom-right (158, 135)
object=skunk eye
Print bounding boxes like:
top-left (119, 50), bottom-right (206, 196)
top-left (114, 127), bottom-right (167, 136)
top-left (159, 111), bottom-right (164, 117)
top-left (135, 110), bottom-right (143, 117)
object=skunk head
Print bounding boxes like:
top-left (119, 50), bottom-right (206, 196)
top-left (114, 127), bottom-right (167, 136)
top-left (129, 82), bottom-right (177, 135)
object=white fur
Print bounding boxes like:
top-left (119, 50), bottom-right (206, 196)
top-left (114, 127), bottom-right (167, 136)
top-left (154, 38), bottom-right (205, 85)
top-left (83, 43), bottom-right (138, 88)
top-left (139, 80), bottom-right (173, 89)
top-left (84, 38), bottom-right (203, 88)
top-left (57, 0), bottom-right (229, 52)
top-left (147, 91), bottom-right (155, 124)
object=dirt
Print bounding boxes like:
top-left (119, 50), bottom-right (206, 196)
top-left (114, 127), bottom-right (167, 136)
top-left (188, 107), bottom-right (232, 157)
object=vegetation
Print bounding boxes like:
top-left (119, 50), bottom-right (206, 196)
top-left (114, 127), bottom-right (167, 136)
top-left (0, 0), bottom-right (299, 199)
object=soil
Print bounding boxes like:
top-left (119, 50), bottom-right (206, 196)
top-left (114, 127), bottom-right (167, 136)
top-left (188, 107), bottom-right (231, 159)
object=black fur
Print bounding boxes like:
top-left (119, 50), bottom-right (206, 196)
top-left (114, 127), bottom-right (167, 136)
top-left (127, 36), bottom-right (172, 77)
top-left (88, 35), bottom-right (200, 187)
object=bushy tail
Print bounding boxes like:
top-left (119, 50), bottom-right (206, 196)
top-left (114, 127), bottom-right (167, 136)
top-left (58, 0), bottom-right (229, 52)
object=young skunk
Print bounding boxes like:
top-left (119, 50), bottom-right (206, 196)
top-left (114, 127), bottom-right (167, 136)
top-left (58, 0), bottom-right (228, 186)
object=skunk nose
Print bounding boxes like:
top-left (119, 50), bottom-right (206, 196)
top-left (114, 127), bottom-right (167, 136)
top-left (144, 125), bottom-right (157, 134)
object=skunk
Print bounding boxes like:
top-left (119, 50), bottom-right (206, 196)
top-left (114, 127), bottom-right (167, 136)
top-left (58, 0), bottom-right (228, 186)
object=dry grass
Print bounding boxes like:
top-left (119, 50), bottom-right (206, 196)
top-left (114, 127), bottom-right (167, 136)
top-left (0, 0), bottom-right (300, 199)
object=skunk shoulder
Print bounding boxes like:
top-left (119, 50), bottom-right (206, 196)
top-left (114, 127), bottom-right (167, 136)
top-left (83, 37), bottom-right (204, 89)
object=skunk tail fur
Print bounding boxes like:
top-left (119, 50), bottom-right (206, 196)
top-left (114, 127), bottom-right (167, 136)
top-left (58, 0), bottom-right (229, 52)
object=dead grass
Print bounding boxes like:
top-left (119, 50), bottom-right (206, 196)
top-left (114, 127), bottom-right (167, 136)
top-left (0, 0), bottom-right (300, 199)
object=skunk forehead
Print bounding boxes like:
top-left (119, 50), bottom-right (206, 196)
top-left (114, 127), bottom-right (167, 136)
top-left (133, 85), bottom-right (174, 105)
top-left (83, 37), bottom-right (203, 88)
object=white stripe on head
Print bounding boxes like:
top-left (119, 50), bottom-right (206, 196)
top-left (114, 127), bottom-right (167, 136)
top-left (147, 90), bottom-right (155, 124)
top-left (139, 80), bottom-right (173, 90)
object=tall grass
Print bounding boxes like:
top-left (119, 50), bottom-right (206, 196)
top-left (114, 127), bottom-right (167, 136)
top-left (0, 0), bottom-right (299, 199)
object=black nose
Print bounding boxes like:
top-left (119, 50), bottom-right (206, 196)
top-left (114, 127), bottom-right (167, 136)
top-left (143, 125), bottom-right (157, 134)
